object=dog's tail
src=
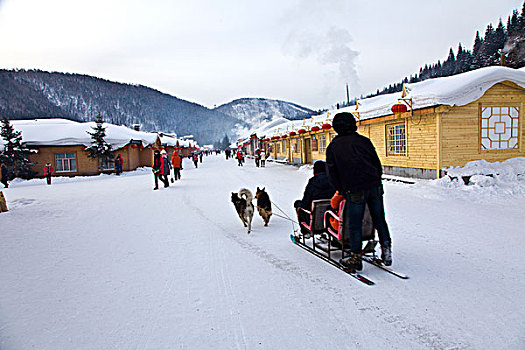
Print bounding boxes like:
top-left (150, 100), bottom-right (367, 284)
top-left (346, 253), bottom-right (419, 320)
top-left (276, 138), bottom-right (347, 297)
top-left (238, 188), bottom-right (253, 202)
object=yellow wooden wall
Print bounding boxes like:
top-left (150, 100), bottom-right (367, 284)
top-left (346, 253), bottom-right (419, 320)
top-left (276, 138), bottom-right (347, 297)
top-left (263, 82), bottom-right (524, 177)
top-left (440, 82), bottom-right (525, 168)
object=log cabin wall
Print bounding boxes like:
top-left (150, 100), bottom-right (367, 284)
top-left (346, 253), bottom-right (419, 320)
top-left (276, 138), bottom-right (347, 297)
top-left (440, 82), bottom-right (525, 169)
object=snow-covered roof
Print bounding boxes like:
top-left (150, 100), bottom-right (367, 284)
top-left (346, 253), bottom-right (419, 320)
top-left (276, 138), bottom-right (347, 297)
top-left (404, 66), bottom-right (525, 109)
top-left (0, 118), bottom-right (159, 149)
top-left (242, 66), bottom-right (525, 140)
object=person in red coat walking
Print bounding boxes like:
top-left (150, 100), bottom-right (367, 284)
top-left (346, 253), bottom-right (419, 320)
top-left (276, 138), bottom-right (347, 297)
top-left (171, 152), bottom-right (183, 181)
top-left (44, 162), bottom-right (54, 185)
top-left (115, 154), bottom-right (123, 175)
top-left (152, 150), bottom-right (164, 190)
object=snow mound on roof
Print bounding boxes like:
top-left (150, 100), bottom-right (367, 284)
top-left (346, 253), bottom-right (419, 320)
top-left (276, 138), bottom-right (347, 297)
top-left (405, 66), bottom-right (525, 109)
top-left (1, 119), bottom-right (159, 149)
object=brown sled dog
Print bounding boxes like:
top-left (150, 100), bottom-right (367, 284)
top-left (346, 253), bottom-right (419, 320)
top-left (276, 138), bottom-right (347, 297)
top-left (255, 187), bottom-right (272, 226)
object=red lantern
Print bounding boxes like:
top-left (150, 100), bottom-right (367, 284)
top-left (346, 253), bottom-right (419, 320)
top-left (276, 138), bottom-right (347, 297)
top-left (310, 126), bottom-right (320, 132)
top-left (289, 131), bottom-right (297, 136)
top-left (262, 138), bottom-right (270, 142)
top-left (322, 123), bottom-right (332, 130)
top-left (132, 144), bottom-right (137, 149)
top-left (271, 136), bottom-right (280, 140)
top-left (298, 129), bottom-right (306, 134)
top-left (281, 135), bottom-right (288, 139)
top-left (391, 103), bottom-right (408, 114)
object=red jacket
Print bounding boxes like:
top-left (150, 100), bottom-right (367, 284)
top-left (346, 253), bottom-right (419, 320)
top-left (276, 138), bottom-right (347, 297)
top-left (171, 154), bottom-right (182, 168)
top-left (44, 165), bottom-right (54, 176)
top-left (153, 153), bottom-right (164, 175)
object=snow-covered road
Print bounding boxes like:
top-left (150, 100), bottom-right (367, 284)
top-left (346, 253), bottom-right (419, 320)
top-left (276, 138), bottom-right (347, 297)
top-left (1, 155), bottom-right (524, 349)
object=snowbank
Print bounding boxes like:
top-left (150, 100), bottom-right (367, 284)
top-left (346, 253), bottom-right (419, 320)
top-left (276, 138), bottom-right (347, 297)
top-left (413, 157), bottom-right (525, 201)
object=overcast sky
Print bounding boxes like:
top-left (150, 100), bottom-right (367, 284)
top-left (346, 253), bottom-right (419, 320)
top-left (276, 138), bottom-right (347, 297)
top-left (0, 0), bottom-right (522, 110)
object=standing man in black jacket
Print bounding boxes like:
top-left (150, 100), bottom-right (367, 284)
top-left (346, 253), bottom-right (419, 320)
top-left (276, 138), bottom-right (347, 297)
top-left (326, 112), bottom-right (392, 270)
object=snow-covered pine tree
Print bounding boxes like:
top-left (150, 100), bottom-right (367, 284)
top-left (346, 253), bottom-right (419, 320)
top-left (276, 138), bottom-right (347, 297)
top-left (0, 117), bottom-right (36, 179)
top-left (85, 113), bottom-right (113, 172)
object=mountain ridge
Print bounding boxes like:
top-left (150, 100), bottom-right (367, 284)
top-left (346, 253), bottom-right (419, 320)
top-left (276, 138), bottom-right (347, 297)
top-left (0, 69), bottom-right (316, 145)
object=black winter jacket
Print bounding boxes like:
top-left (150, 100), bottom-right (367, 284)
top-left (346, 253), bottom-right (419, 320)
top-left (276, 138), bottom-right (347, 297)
top-left (298, 172), bottom-right (336, 210)
top-left (326, 132), bottom-right (382, 193)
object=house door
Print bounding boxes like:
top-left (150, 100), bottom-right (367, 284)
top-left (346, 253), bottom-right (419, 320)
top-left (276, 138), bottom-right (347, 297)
top-left (304, 138), bottom-right (312, 164)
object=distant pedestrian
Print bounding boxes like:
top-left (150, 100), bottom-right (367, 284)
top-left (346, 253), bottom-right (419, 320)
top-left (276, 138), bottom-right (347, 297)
top-left (171, 152), bottom-right (182, 181)
top-left (44, 162), bottom-right (54, 185)
top-left (1, 163), bottom-right (8, 188)
top-left (192, 153), bottom-right (199, 168)
top-left (115, 154), bottom-right (123, 175)
top-left (160, 150), bottom-right (170, 188)
top-left (199, 152), bottom-right (203, 163)
top-left (255, 149), bottom-right (261, 167)
top-left (152, 149), bottom-right (164, 190)
top-left (237, 150), bottom-right (244, 166)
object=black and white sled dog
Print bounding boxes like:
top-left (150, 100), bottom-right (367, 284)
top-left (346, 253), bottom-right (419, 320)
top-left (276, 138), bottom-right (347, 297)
top-left (231, 188), bottom-right (254, 234)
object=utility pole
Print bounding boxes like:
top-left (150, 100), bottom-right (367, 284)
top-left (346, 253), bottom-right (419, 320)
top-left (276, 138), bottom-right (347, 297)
top-left (346, 84), bottom-right (350, 106)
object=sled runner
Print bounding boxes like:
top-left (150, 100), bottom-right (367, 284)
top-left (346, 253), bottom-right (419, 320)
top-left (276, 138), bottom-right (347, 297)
top-left (291, 199), bottom-right (408, 284)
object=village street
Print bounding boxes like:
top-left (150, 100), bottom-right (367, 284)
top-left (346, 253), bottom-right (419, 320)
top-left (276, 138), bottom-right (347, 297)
top-left (1, 154), bottom-right (524, 349)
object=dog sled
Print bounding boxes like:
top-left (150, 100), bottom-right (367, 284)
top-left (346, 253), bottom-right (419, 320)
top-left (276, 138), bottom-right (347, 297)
top-left (291, 199), bottom-right (408, 285)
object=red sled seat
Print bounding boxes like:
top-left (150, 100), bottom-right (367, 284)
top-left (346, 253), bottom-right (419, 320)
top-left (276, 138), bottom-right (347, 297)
top-left (324, 200), bottom-right (377, 257)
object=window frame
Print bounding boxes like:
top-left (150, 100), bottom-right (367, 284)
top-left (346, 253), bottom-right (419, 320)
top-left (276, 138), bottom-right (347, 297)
top-left (55, 152), bottom-right (78, 173)
top-left (479, 105), bottom-right (520, 151)
top-left (319, 134), bottom-right (327, 153)
top-left (386, 122), bottom-right (407, 156)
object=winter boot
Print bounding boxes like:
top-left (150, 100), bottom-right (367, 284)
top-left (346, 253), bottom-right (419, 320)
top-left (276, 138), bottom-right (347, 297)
top-left (381, 246), bottom-right (392, 266)
top-left (340, 252), bottom-right (363, 271)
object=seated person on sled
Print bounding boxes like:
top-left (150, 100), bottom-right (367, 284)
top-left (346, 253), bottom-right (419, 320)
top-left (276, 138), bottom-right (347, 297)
top-left (294, 160), bottom-right (335, 235)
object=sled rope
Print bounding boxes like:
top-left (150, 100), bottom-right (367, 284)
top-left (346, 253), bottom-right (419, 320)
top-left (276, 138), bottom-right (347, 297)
top-left (271, 200), bottom-right (299, 233)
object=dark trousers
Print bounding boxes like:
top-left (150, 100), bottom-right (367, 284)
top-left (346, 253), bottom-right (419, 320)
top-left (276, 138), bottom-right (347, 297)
top-left (160, 174), bottom-right (169, 187)
top-left (344, 185), bottom-right (391, 254)
top-left (173, 168), bottom-right (181, 180)
top-left (46, 175), bottom-right (52, 185)
top-left (154, 173), bottom-right (160, 189)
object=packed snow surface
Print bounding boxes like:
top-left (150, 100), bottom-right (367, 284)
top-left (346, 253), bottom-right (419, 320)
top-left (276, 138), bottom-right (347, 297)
top-left (1, 155), bottom-right (524, 349)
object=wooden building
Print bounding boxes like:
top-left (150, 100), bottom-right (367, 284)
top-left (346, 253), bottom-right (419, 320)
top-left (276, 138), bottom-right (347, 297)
top-left (247, 67), bottom-right (525, 179)
top-left (3, 119), bottom-right (198, 177)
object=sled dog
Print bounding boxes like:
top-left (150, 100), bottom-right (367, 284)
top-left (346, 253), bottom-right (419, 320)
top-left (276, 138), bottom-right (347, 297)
top-left (255, 187), bottom-right (272, 226)
top-left (231, 188), bottom-right (254, 233)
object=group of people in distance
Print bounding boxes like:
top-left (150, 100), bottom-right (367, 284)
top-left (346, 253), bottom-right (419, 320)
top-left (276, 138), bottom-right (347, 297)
top-left (294, 112), bottom-right (392, 271)
top-left (234, 148), bottom-right (268, 168)
top-left (152, 149), bottom-right (183, 190)
top-left (1, 161), bottom-right (55, 187)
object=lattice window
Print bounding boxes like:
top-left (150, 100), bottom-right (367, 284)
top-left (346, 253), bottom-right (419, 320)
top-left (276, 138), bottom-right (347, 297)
top-left (282, 140), bottom-right (287, 153)
top-left (386, 123), bottom-right (406, 155)
top-left (311, 136), bottom-right (318, 152)
top-left (481, 106), bottom-right (519, 150)
top-left (319, 135), bottom-right (327, 153)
